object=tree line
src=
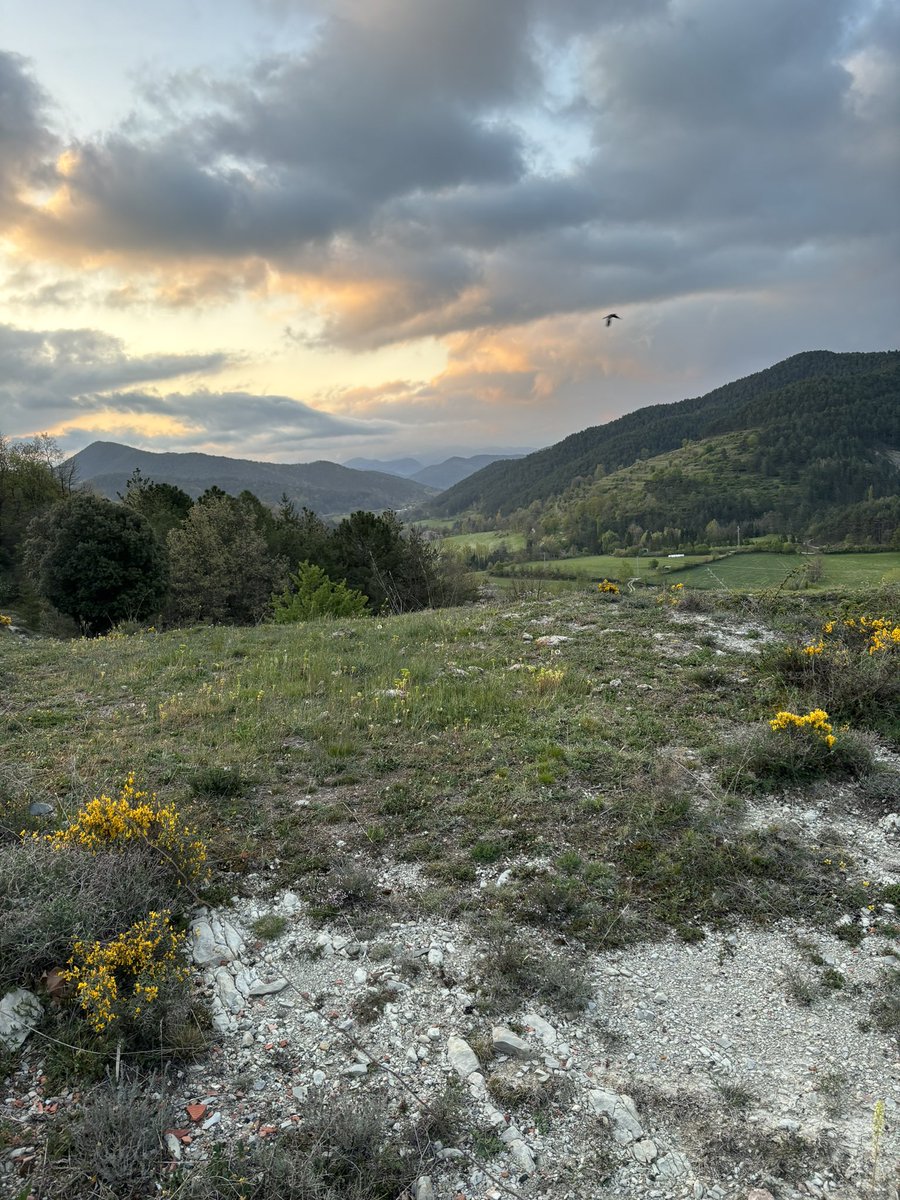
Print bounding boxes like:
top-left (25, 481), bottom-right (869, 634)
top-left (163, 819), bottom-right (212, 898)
top-left (1, 438), bottom-right (474, 635)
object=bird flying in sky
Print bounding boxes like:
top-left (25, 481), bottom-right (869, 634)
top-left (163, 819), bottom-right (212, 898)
top-left (604, 314), bottom-right (620, 327)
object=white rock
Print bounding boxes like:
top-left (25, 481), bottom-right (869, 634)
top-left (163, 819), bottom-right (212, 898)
top-left (588, 1089), bottom-right (644, 1145)
top-left (654, 1150), bottom-right (692, 1180)
top-left (508, 1138), bottom-right (536, 1175)
top-left (248, 975), bottom-right (289, 996)
top-left (190, 918), bottom-right (229, 966)
top-left (523, 1013), bottom-right (557, 1046)
top-left (632, 1138), bottom-right (658, 1164)
top-left (492, 1026), bottom-right (533, 1058)
top-left (447, 1035), bottom-right (480, 1078)
top-left (312, 1069), bottom-right (326, 1086)
top-left (414, 1178), bottom-right (435, 1200)
top-left (0, 989), bottom-right (42, 1051)
top-left (219, 917), bottom-right (246, 959)
top-left (279, 890), bottom-right (302, 915)
top-left (214, 967), bottom-right (243, 1015)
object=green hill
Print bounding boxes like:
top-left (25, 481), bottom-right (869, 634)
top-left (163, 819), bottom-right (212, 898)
top-left (430, 351), bottom-right (900, 544)
top-left (68, 441), bottom-right (437, 517)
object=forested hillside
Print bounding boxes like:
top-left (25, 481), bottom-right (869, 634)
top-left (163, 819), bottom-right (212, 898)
top-left (69, 442), bottom-right (436, 516)
top-left (430, 351), bottom-right (900, 529)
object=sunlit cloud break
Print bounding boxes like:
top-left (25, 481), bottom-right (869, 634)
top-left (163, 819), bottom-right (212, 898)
top-left (1, 0), bottom-right (897, 461)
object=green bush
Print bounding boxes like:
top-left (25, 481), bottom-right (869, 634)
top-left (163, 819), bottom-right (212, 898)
top-left (0, 840), bottom-right (185, 990)
top-left (722, 716), bottom-right (873, 791)
top-left (24, 493), bottom-right (167, 635)
top-left (273, 561), bottom-right (369, 622)
top-left (39, 1073), bottom-right (172, 1199)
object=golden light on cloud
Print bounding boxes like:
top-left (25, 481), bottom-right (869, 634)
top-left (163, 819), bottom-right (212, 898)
top-left (40, 411), bottom-right (200, 441)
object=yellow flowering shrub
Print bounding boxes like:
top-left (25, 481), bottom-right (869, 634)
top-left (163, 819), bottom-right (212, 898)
top-left (63, 910), bottom-right (187, 1033)
top-left (597, 580), bottom-right (619, 595)
top-left (43, 773), bottom-right (208, 886)
top-left (769, 708), bottom-right (836, 748)
top-left (803, 615), bottom-right (900, 657)
top-left (0, 613), bottom-right (11, 627)
top-left (776, 610), bottom-right (900, 735)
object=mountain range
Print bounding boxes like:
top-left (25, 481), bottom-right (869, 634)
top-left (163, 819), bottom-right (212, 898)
top-left (429, 350), bottom-right (900, 544)
top-left (344, 452), bottom-right (528, 488)
top-left (67, 443), bottom-right (436, 518)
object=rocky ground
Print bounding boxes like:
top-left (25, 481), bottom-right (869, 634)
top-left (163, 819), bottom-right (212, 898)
top-left (6, 863), bottom-right (898, 1198)
top-left (1, 606), bottom-right (898, 1198)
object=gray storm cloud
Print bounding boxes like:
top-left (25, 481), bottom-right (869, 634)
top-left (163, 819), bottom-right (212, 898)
top-left (2, 0), bottom-right (898, 374)
top-left (0, 320), bottom-right (395, 454)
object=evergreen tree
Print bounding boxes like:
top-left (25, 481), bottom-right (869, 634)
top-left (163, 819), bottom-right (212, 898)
top-left (24, 494), bottom-right (167, 634)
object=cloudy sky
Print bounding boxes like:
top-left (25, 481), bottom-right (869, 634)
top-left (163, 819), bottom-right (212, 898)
top-left (1, 0), bottom-right (897, 464)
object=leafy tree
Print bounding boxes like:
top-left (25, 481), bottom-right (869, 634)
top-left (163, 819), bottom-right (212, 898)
top-left (0, 434), bottom-right (72, 599)
top-left (332, 510), bottom-right (476, 613)
top-left (273, 561), bottom-right (368, 622)
top-left (166, 495), bottom-right (281, 624)
top-left (269, 499), bottom-right (336, 572)
top-left (24, 494), bottom-right (167, 634)
top-left (120, 469), bottom-right (193, 541)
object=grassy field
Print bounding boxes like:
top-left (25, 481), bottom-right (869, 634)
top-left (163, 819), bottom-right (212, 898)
top-left (2, 581), bottom-right (899, 1197)
top-left (3, 585), bottom-right (896, 920)
top-left (674, 551), bottom-right (900, 591)
top-left (441, 530), bottom-right (527, 554)
top-left (507, 553), bottom-right (710, 581)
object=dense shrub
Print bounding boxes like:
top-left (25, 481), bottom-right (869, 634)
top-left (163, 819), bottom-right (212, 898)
top-left (24, 493), bottom-right (167, 634)
top-left (274, 561), bottom-right (369, 622)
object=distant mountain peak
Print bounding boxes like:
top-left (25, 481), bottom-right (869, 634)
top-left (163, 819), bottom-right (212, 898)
top-left (66, 442), bottom-right (437, 517)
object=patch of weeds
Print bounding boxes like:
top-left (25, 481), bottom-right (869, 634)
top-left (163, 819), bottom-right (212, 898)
top-left (414, 1082), bottom-right (466, 1148)
top-left (470, 839), bottom-right (507, 864)
top-left (715, 1081), bottom-right (756, 1111)
top-left (416, 885), bottom-right (470, 920)
top-left (0, 1049), bottom-right (19, 1088)
top-left (37, 1071), bottom-right (172, 1199)
top-left (688, 665), bottom-right (731, 689)
top-left (351, 982), bottom-right (400, 1025)
top-left (784, 968), bottom-right (818, 1007)
top-left (768, 624), bottom-right (900, 740)
top-left (378, 785), bottom-right (422, 817)
top-left (721, 718), bottom-right (873, 792)
top-left (40, 1009), bottom-right (116, 1088)
top-left (869, 968), bottom-right (900, 1038)
top-left (473, 924), bottom-right (593, 1014)
top-left (0, 840), bottom-right (187, 991)
top-left (182, 1097), bottom-right (427, 1200)
top-left (855, 768), bottom-right (900, 816)
top-left (425, 858), bottom-right (477, 883)
top-left (834, 921), bottom-right (864, 946)
top-left (794, 935), bottom-right (827, 967)
top-left (487, 1068), bottom-right (565, 1116)
top-left (821, 967), bottom-right (846, 991)
top-left (252, 913), bottom-right (288, 941)
top-left (187, 764), bottom-right (250, 798)
top-left (472, 1130), bottom-right (505, 1159)
top-left (815, 1070), bottom-right (850, 1119)
top-left (394, 950), bottom-right (424, 980)
top-left (307, 859), bottom-right (385, 925)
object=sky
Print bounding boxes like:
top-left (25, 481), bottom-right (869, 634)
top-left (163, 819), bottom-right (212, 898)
top-left (1, 0), bottom-right (898, 466)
